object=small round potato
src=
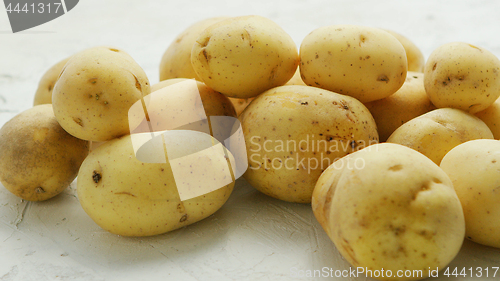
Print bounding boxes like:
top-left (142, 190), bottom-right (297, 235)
top-left (476, 97), bottom-right (500, 139)
top-left (440, 139), bottom-right (500, 248)
top-left (52, 46), bottom-right (151, 141)
top-left (387, 108), bottom-right (494, 164)
top-left (0, 105), bottom-right (89, 201)
top-left (424, 42), bottom-right (500, 114)
top-left (159, 17), bottom-right (229, 81)
top-left (300, 25), bottom-right (407, 103)
top-left (384, 30), bottom-right (425, 72)
top-left (312, 143), bottom-right (465, 280)
top-left (191, 15), bottom-right (299, 99)
top-left (364, 72), bottom-right (436, 141)
top-left (151, 78), bottom-right (236, 117)
top-left (77, 130), bottom-right (235, 237)
top-left (240, 85), bottom-right (378, 203)
top-left (33, 56), bottom-right (71, 106)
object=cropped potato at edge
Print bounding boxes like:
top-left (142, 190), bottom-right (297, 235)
top-left (191, 15), bottom-right (299, 99)
top-left (476, 97), bottom-right (500, 139)
top-left (33, 56), bottom-right (71, 106)
top-left (440, 139), bottom-right (500, 248)
top-left (300, 25), bottom-right (407, 103)
top-left (387, 108), bottom-right (494, 165)
top-left (52, 46), bottom-right (151, 142)
top-left (384, 30), bottom-right (425, 72)
top-left (77, 130), bottom-right (235, 237)
top-left (240, 85), bottom-right (378, 204)
top-left (0, 104), bottom-right (89, 201)
top-left (312, 143), bottom-right (465, 281)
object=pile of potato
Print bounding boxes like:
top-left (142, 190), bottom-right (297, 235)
top-left (1, 14), bottom-right (499, 281)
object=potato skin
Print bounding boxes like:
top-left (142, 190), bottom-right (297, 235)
top-left (77, 131), bottom-right (234, 237)
top-left (364, 72), bottom-right (436, 141)
top-left (159, 17), bottom-right (229, 81)
top-left (384, 30), bottom-right (425, 72)
top-left (312, 143), bottom-right (465, 280)
top-left (33, 57), bottom-right (71, 106)
top-left (151, 78), bottom-right (236, 117)
top-left (52, 46), bottom-right (150, 141)
top-left (300, 25), bottom-right (407, 103)
top-left (476, 97), bottom-right (500, 139)
top-left (387, 108), bottom-right (493, 165)
top-left (240, 85), bottom-right (378, 203)
top-left (191, 15), bottom-right (299, 99)
top-left (424, 42), bottom-right (500, 114)
top-left (0, 105), bottom-right (89, 201)
top-left (440, 139), bottom-right (500, 248)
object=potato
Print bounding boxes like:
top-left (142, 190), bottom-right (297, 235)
top-left (476, 97), bottom-right (500, 139)
top-left (312, 143), bottom-right (465, 280)
top-left (228, 97), bottom-right (254, 116)
top-left (364, 72), bottom-right (436, 141)
top-left (387, 108), bottom-right (493, 165)
top-left (151, 78), bottom-right (236, 117)
top-left (424, 42), bottom-right (500, 114)
top-left (159, 17), bottom-right (229, 81)
top-left (440, 139), bottom-right (500, 248)
top-left (300, 25), bottom-right (407, 103)
top-left (52, 46), bottom-right (150, 141)
top-left (240, 85), bottom-right (378, 203)
top-left (77, 130), bottom-right (235, 237)
top-left (191, 15), bottom-right (299, 99)
top-left (33, 56), bottom-right (71, 106)
top-left (440, 140), bottom-right (500, 248)
top-left (384, 30), bottom-right (425, 72)
top-left (0, 105), bottom-right (89, 201)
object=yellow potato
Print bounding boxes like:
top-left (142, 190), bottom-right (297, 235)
top-left (313, 143), bottom-right (465, 281)
top-left (300, 25), bottom-right (407, 103)
top-left (159, 17), bottom-right (229, 81)
top-left (384, 30), bottom-right (425, 72)
top-left (77, 130), bottom-right (235, 237)
top-left (387, 108), bottom-right (493, 164)
top-left (424, 42), bottom-right (500, 113)
top-left (364, 72), bottom-right (436, 141)
top-left (476, 97), bottom-right (500, 139)
top-left (0, 105), bottom-right (89, 201)
top-left (228, 97), bottom-right (254, 117)
top-left (33, 56), bottom-right (71, 106)
top-left (191, 15), bottom-right (299, 99)
top-left (151, 78), bottom-right (236, 117)
top-left (240, 85), bottom-right (378, 203)
top-left (440, 139), bottom-right (500, 248)
top-left (52, 46), bottom-right (151, 141)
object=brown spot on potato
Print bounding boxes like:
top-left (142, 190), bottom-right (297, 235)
top-left (109, 48), bottom-right (120, 52)
top-left (92, 170), bottom-right (102, 183)
top-left (432, 63), bottom-right (437, 71)
top-left (388, 164), bottom-right (403, 171)
top-left (377, 74), bottom-right (389, 83)
top-left (180, 214), bottom-right (188, 222)
top-left (89, 78), bottom-right (98, 84)
top-left (115, 192), bottom-right (136, 197)
top-left (35, 187), bottom-right (45, 194)
top-left (73, 117), bottom-right (83, 127)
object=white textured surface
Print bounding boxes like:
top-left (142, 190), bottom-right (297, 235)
top-left (1, 1), bottom-right (500, 280)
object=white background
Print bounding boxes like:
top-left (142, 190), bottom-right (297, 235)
top-left (0, 0), bottom-right (500, 280)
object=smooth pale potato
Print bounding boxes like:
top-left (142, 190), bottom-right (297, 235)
top-left (159, 17), bottom-right (229, 81)
top-left (228, 97), bottom-right (254, 116)
top-left (191, 15), bottom-right (299, 99)
top-left (33, 56), bottom-right (71, 106)
top-left (52, 46), bottom-right (150, 141)
top-left (384, 30), bottom-right (425, 72)
top-left (77, 130), bottom-right (235, 237)
top-left (424, 42), bottom-right (500, 114)
top-left (240, 85), bottom-right (378, 203)
top-left (300, 25), bottom-right (407, 103)
top-left (440, 139), bottom-right (500, 248)
top-left (476, 97), bottom-right (500, 139)
top-left (0, 105), bottom-right (89, 201)
top-left (387, 108), bottom-right (494, 165)
top-left (364, 72), bottom-right (436, 141)
top-left (312, 143), bottom-right (465, 281)
top-left (151, 78), bottom-right (236, 117)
